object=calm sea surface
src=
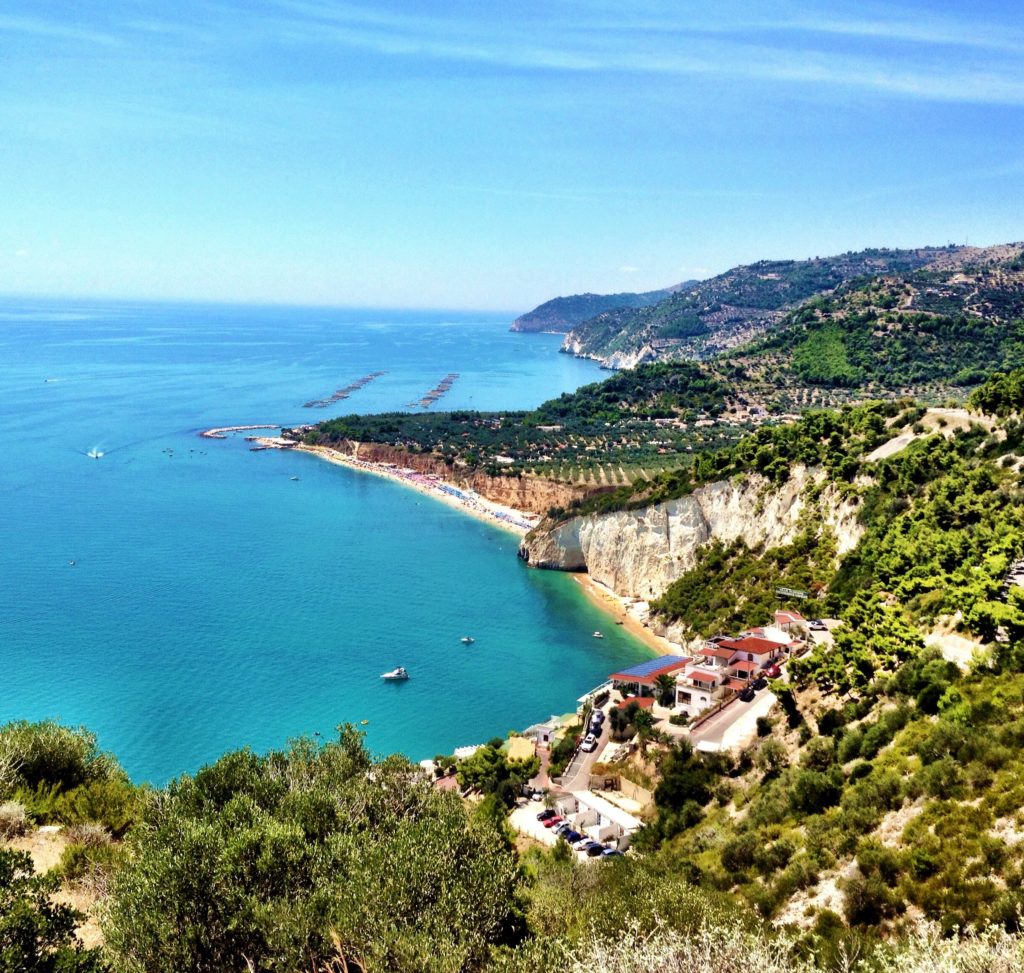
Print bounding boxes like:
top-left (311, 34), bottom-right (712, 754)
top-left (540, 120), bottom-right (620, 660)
top-left (0, 299), bottom-right (649, 784)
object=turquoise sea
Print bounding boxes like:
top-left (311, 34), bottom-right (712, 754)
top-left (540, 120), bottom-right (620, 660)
top-left (0, 299), bottom-right (650, 784)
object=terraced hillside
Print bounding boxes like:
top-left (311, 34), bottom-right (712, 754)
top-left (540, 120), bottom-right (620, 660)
top-left (562, 246), bottom-right (965, 367)
top-left (733, 246), bottom-right (1024, 411)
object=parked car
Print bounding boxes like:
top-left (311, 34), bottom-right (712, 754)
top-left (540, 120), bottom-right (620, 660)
top-left (739, 685), bottom-right (756, 702)
top-left (753, 676), bottom-right (768, 691)
top-left (762, 663), bottom-right (782, 679)
top-left (572, 835), bottom-right (592, 848)
top-left (586, 843), bottom-right (606, 857)
top-left (809, 619), bottom-right (828, 631)
top-left (542, 815), bottom-right (563, 828)
top-left (536, 808), bottom-right (556, 822)
top-left (601, 848), bottom-right (624, 858)
top-left (553, 822), bottom-right (573, 836)
top-left (562, 830), bottom-right (582, 844)
top-left (590, 710), bottom-right (605, 725)
top-left (580, 733), bottom-right (598, 753)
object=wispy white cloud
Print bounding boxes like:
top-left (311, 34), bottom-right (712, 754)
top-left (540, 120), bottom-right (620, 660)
top-left (0, 13), bottom-right (120, 46)
top-left (241, 0), bottom-right (1024, 106)
top-left (5, 2), bottom-right (1024, 108)
top-left (765, 14), bottom-right (1024, 56)
top-left (619, 265), bottom-right (638, 273)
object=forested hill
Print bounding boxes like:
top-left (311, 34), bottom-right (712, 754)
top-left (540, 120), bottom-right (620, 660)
top-left (509, 280), bottom-right (695, 333)
top-left (561, 245), bottom-right (967, 366)
top-left (597, 371), bottom-right (1024, 934)
top-left (730, 245), bottom-right (1024, 410)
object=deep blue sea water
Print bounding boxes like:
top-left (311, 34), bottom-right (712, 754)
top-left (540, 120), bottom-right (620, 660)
top-left (0, 299), bottom-right (649, 784)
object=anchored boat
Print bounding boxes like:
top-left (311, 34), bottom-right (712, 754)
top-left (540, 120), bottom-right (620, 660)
top-left (381, 666), bottom-right (409, 681)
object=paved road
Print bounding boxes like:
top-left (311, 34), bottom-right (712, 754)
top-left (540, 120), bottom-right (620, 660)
top-left (558, 724), bottom-right (608, 791)
top-left (690, 690), bottom-right (776, 750)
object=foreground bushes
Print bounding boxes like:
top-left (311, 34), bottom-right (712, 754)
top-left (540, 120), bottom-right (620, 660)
top-left (0, 721), bottom-right (123, 796)
top-left (102, 726), bottom-right (524, 973)
top-left (0, 721), bottom-right (141, 836)
top-left (496, 919), bottom-right (1024, 973)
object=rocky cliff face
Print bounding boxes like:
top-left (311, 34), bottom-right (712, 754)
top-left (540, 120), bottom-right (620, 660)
top-left (560, 334), bottom-right (654, 370)
top-left (518, 467), bottom-right (862, 601)
top-left (341, 441), bottom-right (592, 515)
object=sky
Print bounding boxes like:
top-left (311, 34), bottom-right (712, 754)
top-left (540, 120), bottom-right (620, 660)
top-left (1, 0), bottom-right (1023, 311)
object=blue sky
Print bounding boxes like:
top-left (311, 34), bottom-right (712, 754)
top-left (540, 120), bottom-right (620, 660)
top-left (1, 1), bottom-right (1023, 310)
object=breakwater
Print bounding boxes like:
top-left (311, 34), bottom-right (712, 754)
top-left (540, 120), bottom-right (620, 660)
top-left (199, 424), bottom-right (279, 440)
top-left (303, 371), bottom-right (386, 409)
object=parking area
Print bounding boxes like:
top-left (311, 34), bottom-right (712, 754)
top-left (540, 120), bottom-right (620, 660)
top-left (509, 800), bottom-right (559, 847)
top-left (509, 797), bottom-right (633, 860)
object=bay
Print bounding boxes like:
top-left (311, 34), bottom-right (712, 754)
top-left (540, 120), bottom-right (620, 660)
top-left (0, 298), bottom-right (650, 784)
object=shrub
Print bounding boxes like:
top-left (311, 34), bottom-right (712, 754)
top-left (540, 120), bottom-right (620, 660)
top-left (801, 736), bottom-right (836, 772)
top-left (0, 801), bottom-right (27, 839)
top-left (837, 728), bottom-right (864, 763)
top-left (57, 840), bottom-right (122, 896)
top-left (756, 716), bottom-right (773, 737)
top-left (0, 721), bottom-right (123, 793)
top-left (0, 848), bottom-right (104, 972)
top-left (54, 778), bottom-right (142, 837)
top-left (790, 770), bottom-right (843, 815)
top-left (720, 831), bottom-right (759, 872)
top-left (63, 822), bottom-right (112, 848)
top-left (756, 740), bottom-right (788, 779)
top-left (753, 838), bottom-right (795, 875)
top-left (918, 756), bottom-right (966, 799)
top-left (103, 729), bottom-right (525, 973)
top-left (842, 874), bottom-right (904, 926)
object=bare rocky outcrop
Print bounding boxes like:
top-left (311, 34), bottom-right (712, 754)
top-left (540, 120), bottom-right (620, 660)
top-left (519, 467), bottom-right (862, 602)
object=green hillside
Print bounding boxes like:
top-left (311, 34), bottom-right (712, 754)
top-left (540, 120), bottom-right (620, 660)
top-left (509, 281), bottom-right (694, 333)
top-left (563, 246), bottom-right (961, 363)
top-left (739, 254), bottom-right (1024, 403)
top-left (602, 372), bottom-right (1024, 932)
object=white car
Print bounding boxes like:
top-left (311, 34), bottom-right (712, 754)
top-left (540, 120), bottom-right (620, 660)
top-left (580, 733), bottom-right (598, 753)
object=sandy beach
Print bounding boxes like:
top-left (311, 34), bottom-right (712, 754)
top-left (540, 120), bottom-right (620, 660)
top-left (262, 439), bottom-right (540, 537)
top-left (253, 436), bottom-right (685, 656)
top-left (573, 574), bottom-right (686, 658)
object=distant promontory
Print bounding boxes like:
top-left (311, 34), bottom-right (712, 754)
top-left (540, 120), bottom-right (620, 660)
top-left (510, 281), bottom-right (696, 333)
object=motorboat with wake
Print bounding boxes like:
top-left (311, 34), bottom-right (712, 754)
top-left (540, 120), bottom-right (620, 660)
top-left (460, 636), bottom-right (475, 644)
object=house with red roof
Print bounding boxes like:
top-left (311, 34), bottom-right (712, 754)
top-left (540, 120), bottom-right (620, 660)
top-left (609, 656), bottom-right (690, 699)
top-left (604, 614), bottom-right (801, 720)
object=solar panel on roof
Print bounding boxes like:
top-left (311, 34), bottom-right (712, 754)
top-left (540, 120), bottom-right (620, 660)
top-left (611, 657), bottom-right (685, 679)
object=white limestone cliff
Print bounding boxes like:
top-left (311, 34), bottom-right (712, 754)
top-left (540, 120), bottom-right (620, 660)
top-left (518, 467), bottom-right (862, 602)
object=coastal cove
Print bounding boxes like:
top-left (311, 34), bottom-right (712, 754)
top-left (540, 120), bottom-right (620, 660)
top-left (0, 299), bottom-right (653, 785)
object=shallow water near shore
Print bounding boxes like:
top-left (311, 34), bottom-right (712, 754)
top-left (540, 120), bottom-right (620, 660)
top-left (0, 298), bottom-right (650, 784)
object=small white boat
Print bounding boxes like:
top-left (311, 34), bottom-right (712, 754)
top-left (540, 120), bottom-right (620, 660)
top-left (592, 631), bottom-right (604, 639)
top-left (381, 666), bottom-right (409, 681)
top-left (460, 636), bottom-right (475, 644)
top-left (290, 476), bottom-right (300, 481)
